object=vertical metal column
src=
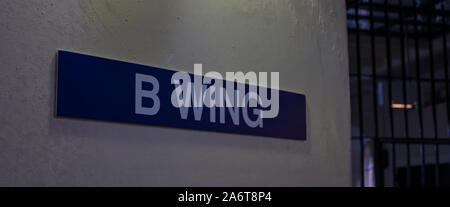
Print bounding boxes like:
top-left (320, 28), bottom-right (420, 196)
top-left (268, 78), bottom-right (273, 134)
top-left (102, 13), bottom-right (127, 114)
top-left (442, 2), bottom-right (450, 177)
top-left (399, 0), bottom-right (412, 187)
top-left (354, 0), bottom-right (365, 187)
top-left (413, 0), bottom-right (427, 187)
top-left (426, 3), bottom-right (441, 187)
top-left (384, 0), bottom-right (395, 187)
top-left (368, 0), bottom-right (383, 187)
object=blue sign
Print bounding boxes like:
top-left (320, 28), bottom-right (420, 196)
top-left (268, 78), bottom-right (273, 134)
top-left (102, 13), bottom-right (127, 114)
top-left (56, 50), bottom-right (306, 140)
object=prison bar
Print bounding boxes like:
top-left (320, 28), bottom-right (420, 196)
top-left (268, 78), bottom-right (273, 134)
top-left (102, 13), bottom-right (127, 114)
top-left (348, 0), bottom-right (450, 187)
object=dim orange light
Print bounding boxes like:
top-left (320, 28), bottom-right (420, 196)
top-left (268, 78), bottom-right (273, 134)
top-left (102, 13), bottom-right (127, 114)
top-left (391, 103), bottom-right (413, 109)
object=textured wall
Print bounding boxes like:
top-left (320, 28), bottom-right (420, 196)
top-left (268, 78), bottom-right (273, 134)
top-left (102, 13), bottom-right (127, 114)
top-left (0, 0), bottom-right (350, 186)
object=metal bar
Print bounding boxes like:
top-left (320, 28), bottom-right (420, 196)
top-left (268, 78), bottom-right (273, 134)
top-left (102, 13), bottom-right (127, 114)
top-left (349, 74), bottom-right (450, 83)
top-left (348, 29), bottom-right (449, 40)
top-left (354, 0), bottom-right (366, 188)
top-left (442, 0), bottom-right (450, 135)
top-left (347, 1), bottom-right (450, 17)
top-left (442, 2), bottom-right (450, 183)
top-left (352, 136), bottom-right (450, 144)
top-left (347, 14), bottom-right (450, 27)
top-left (380, 138), bottom-right (450, 145)
top-left (413, 0), bottom-right (426, 187)
top-left (426, 4), bottom-right (441, 187)
top-left (384, 0), bottom-right (394, 188)
top-left (369, 0), bottom-right (383, 187)
top-left (375, 141), bottom-right (384, 187)
top-left (399, 0), bottom-right (411, 187)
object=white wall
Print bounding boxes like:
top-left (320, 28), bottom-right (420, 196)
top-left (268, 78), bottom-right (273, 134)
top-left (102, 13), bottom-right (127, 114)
top-left (0, 0), bottom-right (351, 186)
